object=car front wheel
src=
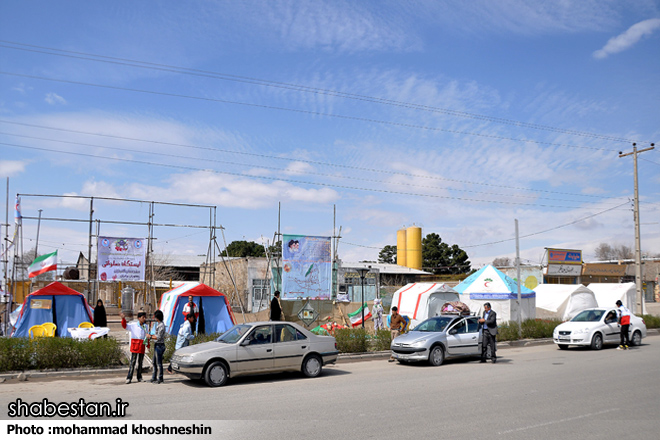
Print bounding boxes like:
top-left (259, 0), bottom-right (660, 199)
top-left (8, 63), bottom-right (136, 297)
top-left (302, 355), bottom-right (322, 378)
top-left (204, 361), bottom-right (228, 387)
top-left (631, 330), bottom-right (642, 346)
top-left (428, 345), bottom-right (444, 366)
top-left (590, 333), bottom-right (603, 350)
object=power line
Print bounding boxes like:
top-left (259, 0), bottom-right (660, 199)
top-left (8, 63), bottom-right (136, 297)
top-left (2, 140), bottom-right (618, 210)
top-left (0, 130), bottom-right (625, 205)
top-left (0, 119), bottom-right (621, 200)
top-left (0, 71), bottom-right (620, 153)
top-left (342, 200), bottom-right (629, 251)
top-left (0, 40), bottom-right (645, 144)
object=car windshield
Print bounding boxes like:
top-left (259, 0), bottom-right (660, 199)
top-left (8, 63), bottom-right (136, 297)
top-left (215, 324), bottom-right (252, 343)
top-left (571, 310), bottom-right (604, 322)
top-left (413, 317), bottom-right (454, 333)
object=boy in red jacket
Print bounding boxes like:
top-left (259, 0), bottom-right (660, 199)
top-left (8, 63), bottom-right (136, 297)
top-left (120, 311), bottom-right (148, 384)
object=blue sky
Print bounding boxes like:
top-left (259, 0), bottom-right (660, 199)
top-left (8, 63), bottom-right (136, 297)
top-left (1, 0), bottom-right (659, 271)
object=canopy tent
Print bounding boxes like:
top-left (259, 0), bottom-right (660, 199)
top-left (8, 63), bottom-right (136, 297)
top-left (12, 282), bottom-right (94, 338)
top-left (587, 283), bottom-right (636, 310)
top-left (534, 284), bottom-right (598, 321)
top-left (391, 283), bottom-right (459, 327)
top-left (454, 265), bottom-right (536, 322)
top-left (159, 282), bottom-right (236, 335)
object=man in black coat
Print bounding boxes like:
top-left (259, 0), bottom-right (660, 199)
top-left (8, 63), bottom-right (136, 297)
top-left (478, 302), bottom-right (498, 363)
top-left (270, 291), bottom-right (282, 321)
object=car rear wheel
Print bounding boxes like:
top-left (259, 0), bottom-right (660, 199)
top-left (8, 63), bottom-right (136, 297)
top-left (590, 333), bottom-right (603, 350)
top-left (558, 344), bottom-right (569, 350)
top-left (302, 355), bottom-right (322, 378)
top-left (631, 330), bottom-right (642, 346)
top-left (428, 345), bottom-right (444, 366)
top-left (204, 361), bottom-right (228, 387)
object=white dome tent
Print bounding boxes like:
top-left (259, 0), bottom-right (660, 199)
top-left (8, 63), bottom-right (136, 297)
top-left (534, 284), bottom-right (598, 321)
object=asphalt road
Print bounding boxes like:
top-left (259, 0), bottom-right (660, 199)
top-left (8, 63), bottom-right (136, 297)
top-left (2, 335), bottom-right (659, 440)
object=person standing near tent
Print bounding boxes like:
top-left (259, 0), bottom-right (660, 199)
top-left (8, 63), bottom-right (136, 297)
top-left (479, 302), bottom-right (498, 363)
top-left (183, 295), bottom-right (199, 319)
top-left (168, 313), bottom-right (196, 373)
top-left (94, 299), bottom-right (108, 339)
top-left (388, 306), bottom-right (407, 362)
top-left (120, 311), bottom-right (149, 384)
top-left (150, 310), bottom-right (166, 383)
top-left (270, 291), bottom-right (283, 321)
top-left (373, 298), bottom-right (384, 331)
top-left (616, 300), bottom-right (631, 350)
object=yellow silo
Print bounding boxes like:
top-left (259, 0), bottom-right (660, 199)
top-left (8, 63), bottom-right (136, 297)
top-left (396, 229), bottom-right (407, 266)
top-left (406, 226), bottom-right (422, 270)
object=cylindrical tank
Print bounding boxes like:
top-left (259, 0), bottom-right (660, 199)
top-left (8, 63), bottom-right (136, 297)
top-left (396, 229), bottom-right (407, 266)
top-left (406, 226), bottom-right (422, 270)
top-left (121, 286), bottom-right (135, 318)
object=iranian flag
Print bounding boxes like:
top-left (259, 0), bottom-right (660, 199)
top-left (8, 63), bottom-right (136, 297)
top-left (28, 251), bottom-right (58, 278)
top-left (348, 304), bottom-right (372, 327)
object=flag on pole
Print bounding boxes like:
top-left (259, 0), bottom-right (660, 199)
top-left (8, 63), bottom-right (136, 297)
top-left (28, 251), bottom-right (58, 278)
top-left (15, 196), bottom-right (22, 225)
top-left (348, 304), bottom-right (372, 327)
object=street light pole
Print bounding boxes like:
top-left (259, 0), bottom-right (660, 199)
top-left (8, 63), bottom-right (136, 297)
top-left (356, 266), bottom-right (370, 329)
top-left (619, 143), bottom-right (655, 315)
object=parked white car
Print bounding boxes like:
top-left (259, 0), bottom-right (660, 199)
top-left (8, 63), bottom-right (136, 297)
top-left (553, 308), bottom-right (647, 350)
top-left (171, 321), bottom-right (338, 387)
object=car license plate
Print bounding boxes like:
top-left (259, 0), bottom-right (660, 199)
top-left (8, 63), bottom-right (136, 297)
top-left (171, 362), bottom-right (179, 370)
top-left (559, 337), bottom-right (569, 341)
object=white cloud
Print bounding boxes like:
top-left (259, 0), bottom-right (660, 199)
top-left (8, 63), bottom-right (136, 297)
top-left (593, 18), bottom-right (660, 59)
top-left (0, 160), bottom-right (27, 176)
top-left (45, 93), bottom-right (67, 105)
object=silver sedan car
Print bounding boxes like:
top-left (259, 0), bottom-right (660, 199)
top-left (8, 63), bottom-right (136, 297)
top-left (553, 308), bottom-right (647, 350)
top-left (170, 321), bottom-right (339, 387)
top-left (390, 315), bottom-right (483, 366)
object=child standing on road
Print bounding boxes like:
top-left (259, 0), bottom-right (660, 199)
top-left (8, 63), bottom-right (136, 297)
top-left (121, 311), bottom-right (149, 384)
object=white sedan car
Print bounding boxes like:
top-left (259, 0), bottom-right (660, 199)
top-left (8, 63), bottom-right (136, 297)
top-left (171, 321), bottom-right (338, 387)
top-left (553, 308), bottom-right (647, 350)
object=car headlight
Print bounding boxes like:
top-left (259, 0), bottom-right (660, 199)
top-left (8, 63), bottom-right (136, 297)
top-left (179, 355), bottom-right (194, 363)
top-left (411, 339), bottom-right (427, 346)
top-left (573, 328), bottom-right (590, 335)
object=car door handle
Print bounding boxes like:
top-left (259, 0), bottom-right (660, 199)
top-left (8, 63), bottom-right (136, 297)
top-left (266, 349), bottom-right (272, 352)
top-left (301, 346), bottom-right (307, 349)
top-left (472, 337), bottom-right (477, 340)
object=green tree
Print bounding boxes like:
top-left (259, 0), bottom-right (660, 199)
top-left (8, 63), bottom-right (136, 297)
top-left (421, 233), bottom-right (471, 275)
top-left (221, 241), bottom-right (266, 258)
top-left (378, 245), bottom-right (397, 264)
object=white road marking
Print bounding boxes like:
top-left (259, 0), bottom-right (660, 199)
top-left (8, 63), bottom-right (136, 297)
top-left (497, 408), bottom-right (619, 435)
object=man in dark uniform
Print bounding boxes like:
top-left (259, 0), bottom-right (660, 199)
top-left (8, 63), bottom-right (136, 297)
top-left (479, 302), bottom-right (498, 363)
top-left (270, 291), bottom-right (282, 321)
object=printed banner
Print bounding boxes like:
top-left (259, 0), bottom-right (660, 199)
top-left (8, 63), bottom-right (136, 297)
top-left (97, 237), bottom-right (146, 281)
top-left (548, 248), bottom-right (582, 265)
top-left (281, 235), bottom-right (332, 300)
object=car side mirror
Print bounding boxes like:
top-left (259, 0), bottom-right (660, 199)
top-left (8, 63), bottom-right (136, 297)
top-left (241, 336), bottom-right (253, 346)
top-left (449, 329), bottom-right (457, 335)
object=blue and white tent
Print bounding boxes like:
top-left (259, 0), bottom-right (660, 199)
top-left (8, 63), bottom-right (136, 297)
top-left (454, 265), bottom-right (536, 322)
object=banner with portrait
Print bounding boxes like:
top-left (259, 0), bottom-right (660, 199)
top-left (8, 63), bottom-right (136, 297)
top-left (281, 235), bottom-right (332, 300)
top-left (97, 237), bottom-right (146, 281)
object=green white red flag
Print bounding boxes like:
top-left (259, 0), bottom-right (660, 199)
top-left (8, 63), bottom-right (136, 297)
top-left (28, 251), bottom-right (58, 278)
top-left (348, 304), bottom-right (371, 327)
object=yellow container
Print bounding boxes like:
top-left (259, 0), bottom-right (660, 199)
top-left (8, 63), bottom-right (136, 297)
top-left (396, 229), bottom-right (407, 266)
top-left (406, 226), bottom-right (422, 270)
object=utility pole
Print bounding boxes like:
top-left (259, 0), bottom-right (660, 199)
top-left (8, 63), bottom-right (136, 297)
top-left (619, 142), bottom-right (655, 315)
top-left (515, 219), bottom-right (522, 337)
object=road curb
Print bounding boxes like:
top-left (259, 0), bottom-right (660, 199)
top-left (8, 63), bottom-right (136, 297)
top-left (3, 329), bottom-right (658, 380)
